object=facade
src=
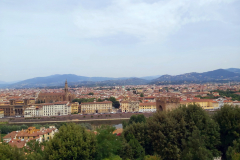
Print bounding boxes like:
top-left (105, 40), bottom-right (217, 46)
top-left (81, 101), bottom-right (112, 114)
top-left (24, 106), bottom-right (43, 117)
top-left (0, 109), bottom-right (4, 118)
top-left (139, 102), bottom-right (156, 112)
top-left (71, 102), bottom-right (79, 114)
top-left (36, 80), bottom-right (75, 103)
top-left (121, 100), bottom-right (139, 112)
top-left (3, 126), bottom-right (58, 148)
top-left (143, 96), bottom-right (156, 102)
top-left (180, 98), bottom-right (234, 110)
top-left (0, 99), bottom-right (30, 117)
top-left (24, 101), bottom-right (71, 117)
top-left (180, 99), bottom-right (215, 110)
top-left (42, 101), bottom-right (71, 116)
top-left (156, 97), bottom-right (180, 111)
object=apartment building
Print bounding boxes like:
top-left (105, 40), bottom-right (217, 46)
top-left (81, 101), bottom-right (112, 114)
top-left (24, 105), bottom-right (43, 117)
top-left (43, 101), bottom-right (71, 116)
top-left (139, 102), bottom-right (156, 112)
top-left (3, 126), bottom-right (58, 148)
top-left (121, 100), bottom-right (139, 112)
top-left (71, 102), bottom-right (79, 114)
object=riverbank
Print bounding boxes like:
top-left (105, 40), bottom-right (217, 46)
top-left (8, 118), bottom-right (130, 124)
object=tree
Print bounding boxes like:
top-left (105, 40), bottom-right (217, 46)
top-left (88, 92), bottom-right (94, 95)
top-left (125, 134), bottom-right (145, 160)
top-left (97, 98), bottom-right (103, 102)
top-left (123, 122), bottom-right (153, 155)
top-left (44, 123), bottom-right (97, 160)
top-left (226, 139), bottom-right (240, 160)
top-left (24, 140), bottom-right (46, 160)
top-left (95, 125), bottom-right (123, 160)
top-left (213, 105), bottom-right (240, 159)
top-left (140, 93), bottom-right (144, 97)
top-left (148, 104), bottom-right (220, 160)
top-left (181, 128), bottom-right (213, 160)
top-left (109, 97), bottom-right (120, 108)
top-left (123, 114), bottom-right (146, 129)
top-left (0, 143), bottom-right (25, 160)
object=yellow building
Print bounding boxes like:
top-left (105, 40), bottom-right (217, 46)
top-left (71, 102), bottom-right (79, 114)
top-left (4, 126), bottom-right (58, 143)
top-left (81, 101), bottom-right (112, 114)
top-left (180, 99), bottom-right (216, 110)
top-left (139, 102), bottom-right (156, 112)
top-left (121, 100), bottom-right (139, 112)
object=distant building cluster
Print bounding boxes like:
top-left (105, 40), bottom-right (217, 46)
top-left (2, 126), bottom-right (58, 148)
top-left (0, 81), bottom-right (240, 118)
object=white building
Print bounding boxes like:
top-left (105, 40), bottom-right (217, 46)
top-left (24, 106), bottom-right (43, 117)
top-left (43, 101), bottom-right (71, 116)
top-left (24, 101), bottom-right (71, 117)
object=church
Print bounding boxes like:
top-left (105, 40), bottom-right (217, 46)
top-left (36, 80), bottom-right (75, 103)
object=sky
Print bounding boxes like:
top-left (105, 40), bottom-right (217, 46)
top-left (0, 0), bottom-right (240, 82)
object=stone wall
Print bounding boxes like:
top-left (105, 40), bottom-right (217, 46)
top-left (156, 97), bottom-right (180, 111)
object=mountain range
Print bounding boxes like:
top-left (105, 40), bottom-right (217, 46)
top-left (0, 68), bottom-right (240, 88)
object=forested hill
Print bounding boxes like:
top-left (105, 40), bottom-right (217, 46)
top-left (151, 69), bottom-right (240, 84)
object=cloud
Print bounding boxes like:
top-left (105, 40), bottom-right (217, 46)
top-left (73, 0), bottom-right (235, 43)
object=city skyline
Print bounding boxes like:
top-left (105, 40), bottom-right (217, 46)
top-left (1, 0), bottom-right (240, 82)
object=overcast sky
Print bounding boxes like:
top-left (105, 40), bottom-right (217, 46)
top-left (0, 0), bottom-right (240, 82)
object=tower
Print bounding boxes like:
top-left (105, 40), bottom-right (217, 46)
top-left (65, 79), bottom-right (68, 93)
top-left (156, 97), bottom-right (180, 111)
top-left (64, 80), bottom-right (69, 101)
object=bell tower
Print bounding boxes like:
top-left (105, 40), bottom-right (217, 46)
top-left (65, 79), bottom-right (68, 93)
top-left (64, 80), bottom-right (69, 101)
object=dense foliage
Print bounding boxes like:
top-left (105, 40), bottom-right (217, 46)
top-left (213, 105), bottom-right (240, 159)
top-left (226, 139), bottom-right (240, 160)
top-left (0, 143), bottom-right (25, 160)
top-left (107, 97), bottom-right (120, 108)
top-left (72, 98), bottom-right (95, 104)
top-left (148, 104), bottom-right (220, 160)
top-left (44, 123), bottom-right (97, 160)
top-left (0, 124), bottom-right (28, 134)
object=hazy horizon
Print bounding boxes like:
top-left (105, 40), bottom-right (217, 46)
top-left (1, 0), bottom-right (240, 81)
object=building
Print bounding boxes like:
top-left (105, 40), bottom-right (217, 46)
top-left (139, 102), bottom-right (156, 112)
top-left (3, 126), bottom-right (58, 148)
top-left (81, 101), bottom-right (112, 114)
top-left (71, 102), bottom-right (79, 114)
top-left (0, 109), bottom-right (4, 118)
top-left (42, 101), bottom-right (71, 116)
top-left (0, 99), bottom-right (31, 117)
top-left (143, 96), bottom-right (156, 102)
top-left (180, 99), bottom-right (215, 110)
top-left (121, 100), bottom-right (139, 112)
top-left (24, 101), bottom-right (71, 117)
top-left (156, 97), bottom-right (180, 111)
top-left (36, 80), bottom-right (75, 103)
top-left (24, 105), bottom-right (43, 117)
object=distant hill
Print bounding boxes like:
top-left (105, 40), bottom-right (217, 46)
top-left (151, 69), bottom-right (240, 84)
top-left (140, 75), bottom-right (161, 80)
top-left (5, 74), bottom-right (118, 88)
top-left (83, 78), bottom-right (149, 86)
top-left (2, 68), bottom-right (240, 88)
top-left (3, 75), bottom-right (148, 88)
top-left (225, 68), bottom-right (240, 74)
